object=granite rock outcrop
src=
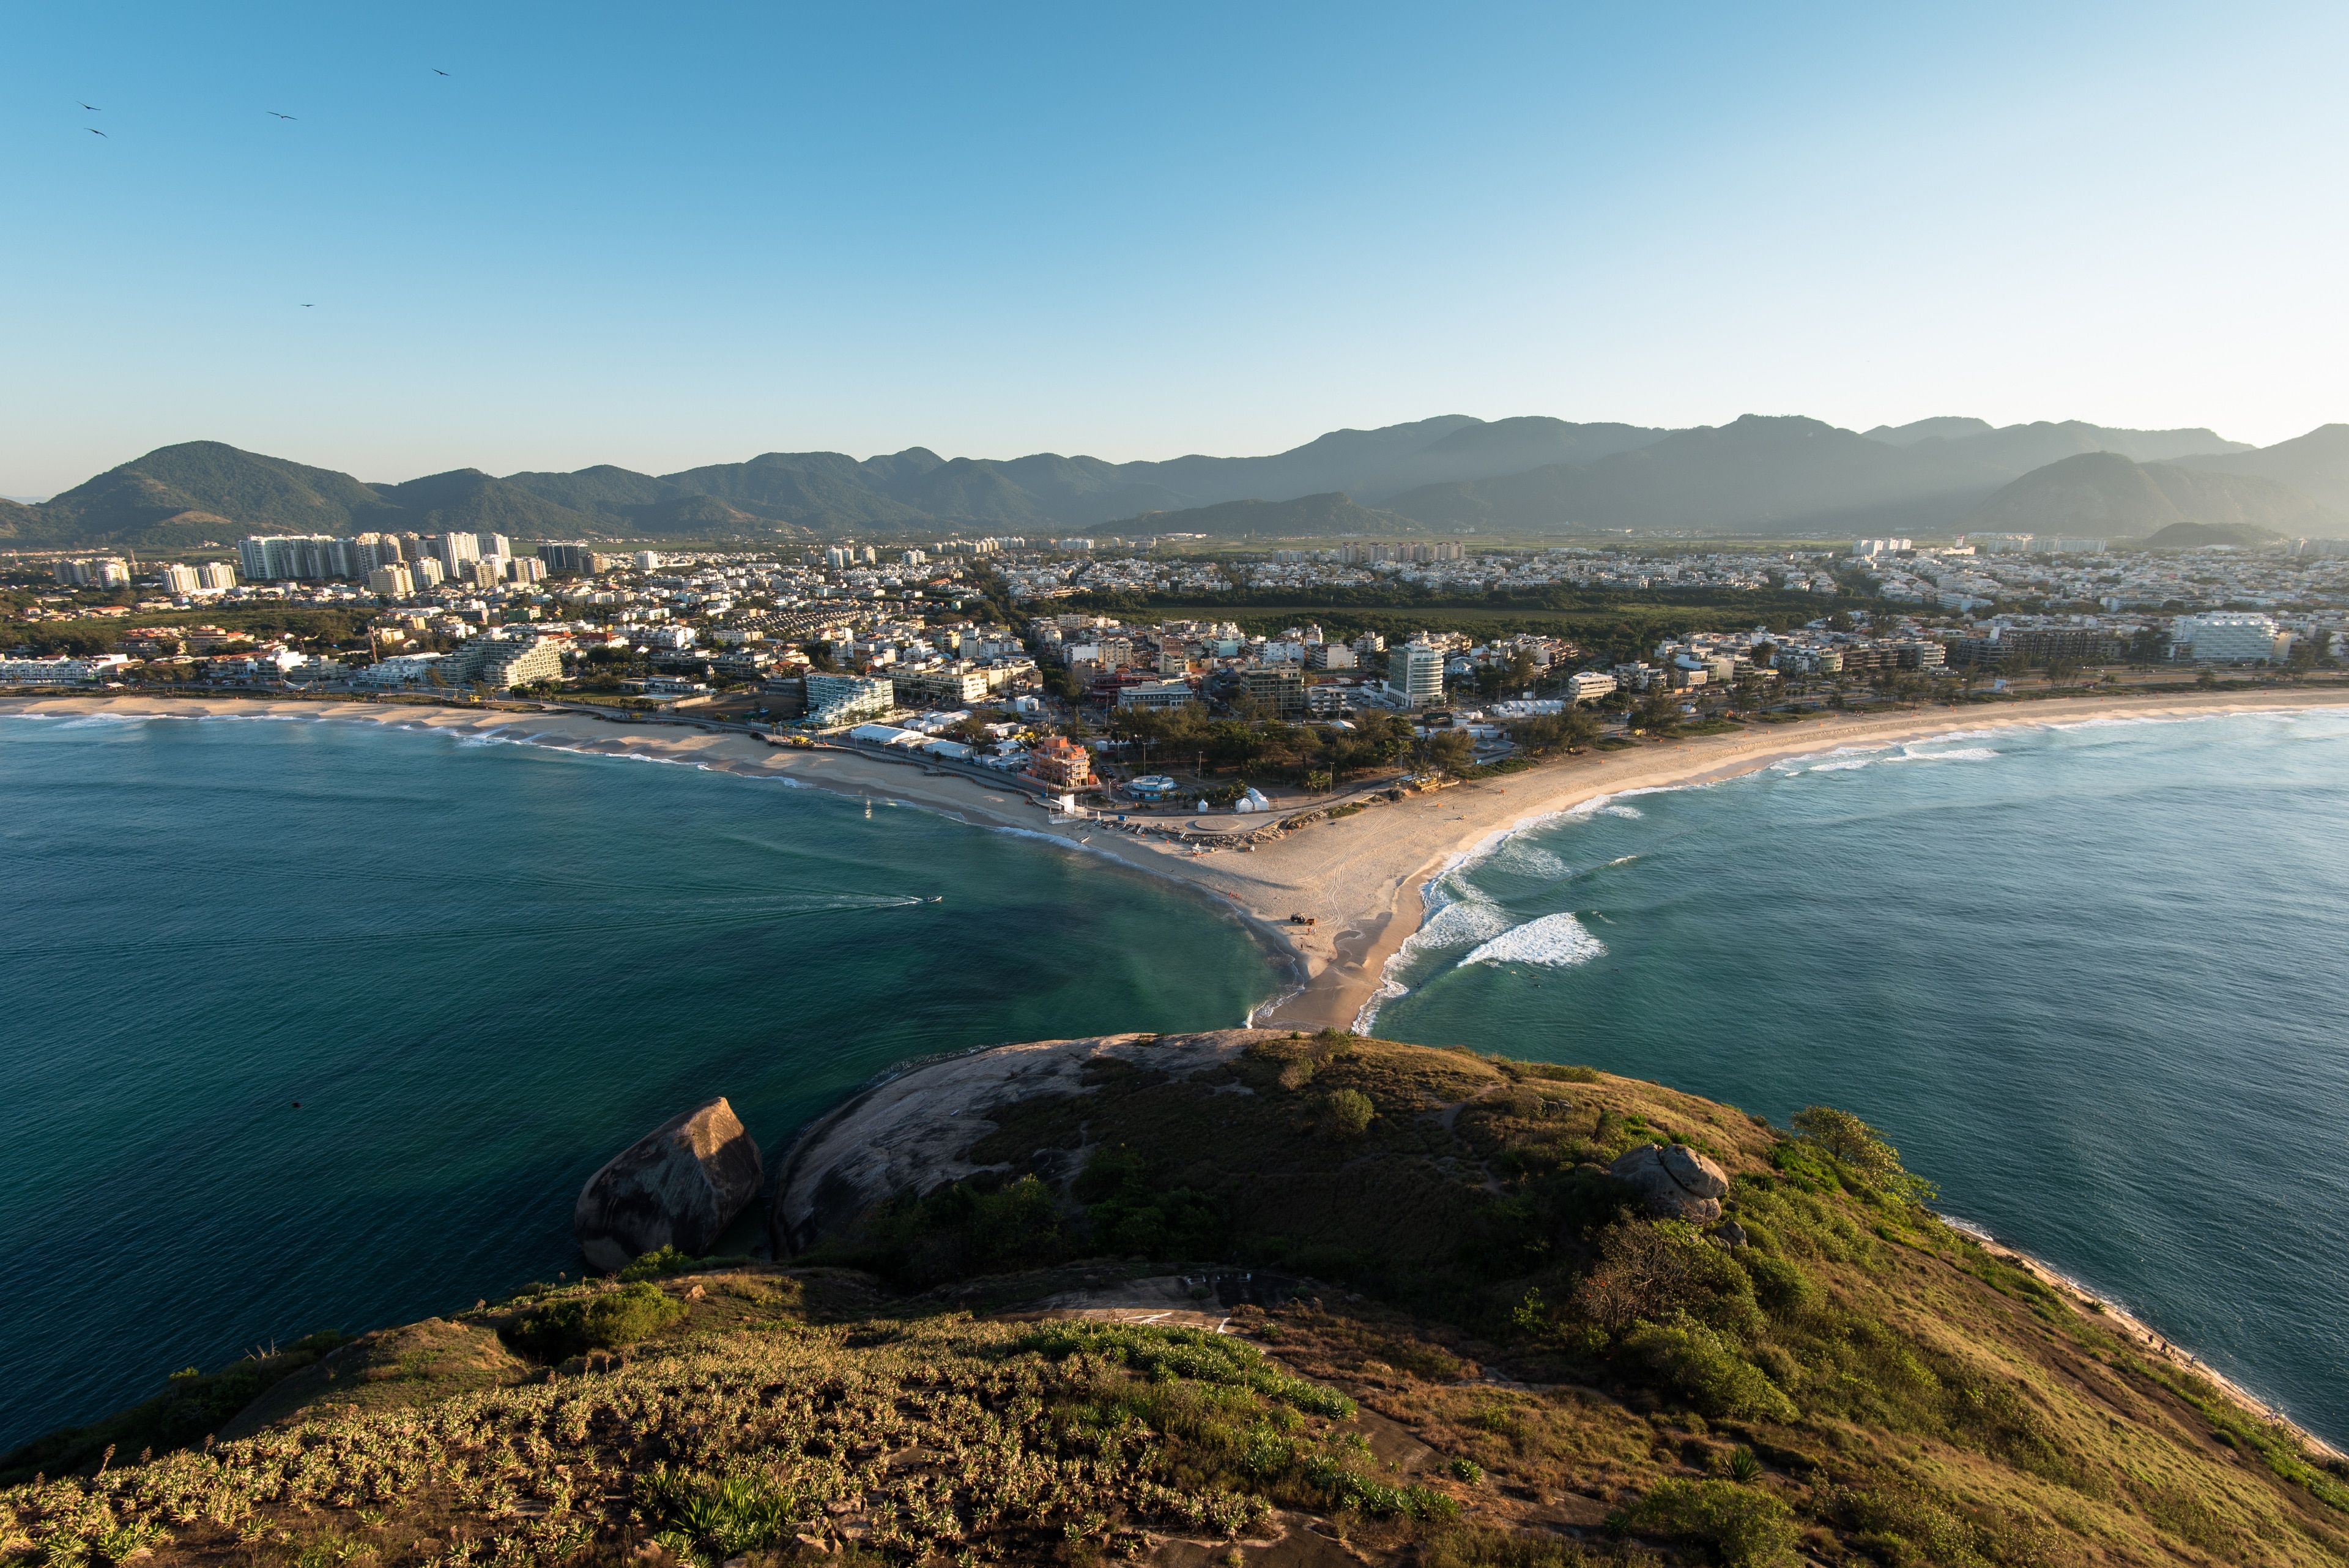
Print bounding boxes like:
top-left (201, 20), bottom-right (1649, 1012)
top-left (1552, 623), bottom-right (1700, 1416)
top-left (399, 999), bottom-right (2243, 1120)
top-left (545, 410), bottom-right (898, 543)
top-left (574, 1097), bottom-right (763, 1273)
top-left (1609, 1141), bottom-right (1730, 1222)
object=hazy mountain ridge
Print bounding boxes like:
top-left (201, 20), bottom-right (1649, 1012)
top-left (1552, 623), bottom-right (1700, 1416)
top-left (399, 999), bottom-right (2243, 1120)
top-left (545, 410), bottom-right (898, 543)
top-left (1956, 451), bottom-right (2339, 538)
top-left (5, 413), bottom-right (2342, 551)
top-left (2173, 423), bottom-right (2349, 511)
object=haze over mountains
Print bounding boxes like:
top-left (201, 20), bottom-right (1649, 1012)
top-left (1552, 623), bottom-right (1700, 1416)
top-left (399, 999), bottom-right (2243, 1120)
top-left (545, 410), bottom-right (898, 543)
top-left (4, 414), bottom-right (2344, 554)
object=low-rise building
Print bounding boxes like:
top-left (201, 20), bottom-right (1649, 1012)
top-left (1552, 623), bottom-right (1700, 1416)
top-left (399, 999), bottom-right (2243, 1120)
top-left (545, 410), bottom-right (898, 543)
top-left (1117, 679), bottom-right (1199, 711)
top-left (804, 672), bottom-right (896, 726)
top-left (1566, 671), bottom-right (1617, 704)
top-left (0, 655), bottom-right (134, 685)
top-left (893, 666), bottom-right (994, 706)
top-left (1028, 735), bottom-right (1095, 789)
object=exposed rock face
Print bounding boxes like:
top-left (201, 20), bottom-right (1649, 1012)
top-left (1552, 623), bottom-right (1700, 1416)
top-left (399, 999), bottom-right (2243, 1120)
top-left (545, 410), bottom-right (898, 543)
top-left (574, 1098), bottom-right (763, 1273)
top-left (768, 1030), bottom-right (1270, 1258)
top-left (1609, 1142), bottom-right (1730, 1223)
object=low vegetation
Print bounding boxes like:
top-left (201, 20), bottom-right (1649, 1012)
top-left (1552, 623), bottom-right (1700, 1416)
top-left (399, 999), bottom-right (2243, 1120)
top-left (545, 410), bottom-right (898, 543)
top-left (7, 1033), bottom-right (2345, 1568)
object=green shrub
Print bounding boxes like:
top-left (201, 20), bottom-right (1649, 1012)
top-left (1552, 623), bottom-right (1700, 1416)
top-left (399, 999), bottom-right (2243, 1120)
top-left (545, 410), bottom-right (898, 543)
top-left (1448, 1455), bottom-right (1484, 1483)
top-left (618, 1244), bottom-right (697, 1282)
top-left (640, 1467), bottom-right (813, 1566)
top-left (1614, 1477), bottom-right (1797, 1567)
top-left (1518, 1062), bottom-right (1603, 1083)
top-left (846, 1170), bottom-right (1077, 1286)
top-left (504, 1282), bottom-right (684, 1360)
top-left (1743, 1253), bottom-right (1819, 1317)
top-left (1302, 1455), bottom-right (1460, 1520)
top-left (1621, 1318), bottom-right (1798, 1424)
top-left (1325, 1088), bottom-right (1376, 1137)
top-left (1017, 1322), bottom-right (1355, 1418)
top-left (1075, 1145), bottom-right (1226, 1261)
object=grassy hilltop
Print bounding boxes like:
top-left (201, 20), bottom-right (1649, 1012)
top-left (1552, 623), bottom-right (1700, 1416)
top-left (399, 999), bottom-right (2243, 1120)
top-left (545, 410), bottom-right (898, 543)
top-left (6, 1033), bottom-right (2345, 1568)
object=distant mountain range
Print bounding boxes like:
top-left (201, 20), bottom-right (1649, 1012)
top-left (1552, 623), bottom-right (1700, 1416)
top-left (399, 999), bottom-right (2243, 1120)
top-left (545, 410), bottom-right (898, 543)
top-left (4, 415), bottom-right (2343, 553)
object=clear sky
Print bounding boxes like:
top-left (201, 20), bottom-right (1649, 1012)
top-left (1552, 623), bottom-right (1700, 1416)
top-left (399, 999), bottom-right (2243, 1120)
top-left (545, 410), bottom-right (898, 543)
top-left (4, 0), bottom-right (2345, 497)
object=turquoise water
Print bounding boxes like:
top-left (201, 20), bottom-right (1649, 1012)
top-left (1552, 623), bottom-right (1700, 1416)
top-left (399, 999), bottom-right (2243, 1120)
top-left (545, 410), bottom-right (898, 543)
top-left (1370, 708), bottom-right (2349, 1446)
top-left (0, 713), bottom-right (1275, 1452)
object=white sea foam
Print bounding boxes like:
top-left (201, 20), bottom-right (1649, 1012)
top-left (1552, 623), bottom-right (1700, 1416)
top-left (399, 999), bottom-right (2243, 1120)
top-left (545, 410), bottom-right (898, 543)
top-left (1806, 758), bottom-right (1872, 771)
top-left (1902, 746), bottom-right (1998, 762)
top-left (1486, 841), bottom-right (1572, 880)
top-left (1413, 884), bottom-right (1513, 949)
top-left (1461, 912), bottom-right (1608, 969)
top-left (1598, 804), bottom-right (1644, 818)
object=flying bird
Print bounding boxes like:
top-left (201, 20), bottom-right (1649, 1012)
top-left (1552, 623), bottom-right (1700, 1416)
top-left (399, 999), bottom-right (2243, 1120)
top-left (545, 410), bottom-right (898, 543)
top-left (88, 127), bottom-right (107, 136)
top-left (300, 303), bottom-right (314, 308)
top-left (81, 102), bottom-right (101, 110)
top-left (269, 111), bottom-right (297, 120)
top-left (432, 67), bottom-right (450, 75)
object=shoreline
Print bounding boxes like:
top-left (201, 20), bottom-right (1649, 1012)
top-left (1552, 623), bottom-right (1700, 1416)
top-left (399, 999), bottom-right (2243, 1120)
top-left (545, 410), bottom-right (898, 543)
top-left (1951, 1222), bottom-right (2346, 1463)
top-left (6, 688), bottom-right (2347, 1035)
top-left (7, 684), bottom-right (2348, 1462)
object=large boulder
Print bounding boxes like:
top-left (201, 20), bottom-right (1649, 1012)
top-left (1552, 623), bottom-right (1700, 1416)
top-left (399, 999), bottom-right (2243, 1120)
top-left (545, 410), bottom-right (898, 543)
top-left (1609, 1142), bottom-right (1730, 1223)
top-left (574, 1098), bottom-right (763, 1273)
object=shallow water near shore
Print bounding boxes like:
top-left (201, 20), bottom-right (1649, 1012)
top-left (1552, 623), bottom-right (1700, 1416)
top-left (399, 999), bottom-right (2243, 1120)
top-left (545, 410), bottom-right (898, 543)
top-left (0, 712), bottom-right (1275, 1452)
top-left (1372, 707), bottom-right (2349, 1446)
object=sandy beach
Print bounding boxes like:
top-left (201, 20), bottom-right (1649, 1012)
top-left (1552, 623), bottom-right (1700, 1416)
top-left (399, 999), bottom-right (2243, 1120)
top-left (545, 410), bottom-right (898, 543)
top-left (7, 686), bottom-right (2347, 1031)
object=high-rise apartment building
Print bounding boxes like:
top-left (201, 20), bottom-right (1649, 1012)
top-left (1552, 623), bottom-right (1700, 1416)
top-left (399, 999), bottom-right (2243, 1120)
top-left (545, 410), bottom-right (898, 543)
top-left (158, 563), bottom-right (200, 594)
top-left (1397, 640), bottom-right (1445, 707)
top-left (368, 564), bottom-right (415, 599)
top-left (438, 532), bottom-right (482, 574)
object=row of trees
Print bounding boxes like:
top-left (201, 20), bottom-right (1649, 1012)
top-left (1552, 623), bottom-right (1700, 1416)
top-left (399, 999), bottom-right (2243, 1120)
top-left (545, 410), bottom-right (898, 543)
top-left (1101, 702), bottom-right (1420, 785)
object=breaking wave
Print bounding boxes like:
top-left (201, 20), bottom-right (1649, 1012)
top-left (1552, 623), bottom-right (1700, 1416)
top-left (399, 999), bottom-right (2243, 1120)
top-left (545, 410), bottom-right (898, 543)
top-left (1461, 913), bottom-right (1607, 969)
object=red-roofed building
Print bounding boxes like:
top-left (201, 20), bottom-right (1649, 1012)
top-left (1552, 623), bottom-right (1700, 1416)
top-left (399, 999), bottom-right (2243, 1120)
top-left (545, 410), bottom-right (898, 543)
top-left (1028, 735), bottom-right (1094, 790)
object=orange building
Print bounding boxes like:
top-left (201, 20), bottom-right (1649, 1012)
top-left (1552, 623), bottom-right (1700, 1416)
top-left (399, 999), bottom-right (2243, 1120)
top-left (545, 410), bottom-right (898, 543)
top-left (1029, 735), bottom-right (1095, 790)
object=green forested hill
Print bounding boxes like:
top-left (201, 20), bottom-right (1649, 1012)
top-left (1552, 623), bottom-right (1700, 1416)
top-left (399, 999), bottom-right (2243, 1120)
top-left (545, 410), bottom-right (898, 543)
top-left (6, 1032), bottom-right (2340, 1568)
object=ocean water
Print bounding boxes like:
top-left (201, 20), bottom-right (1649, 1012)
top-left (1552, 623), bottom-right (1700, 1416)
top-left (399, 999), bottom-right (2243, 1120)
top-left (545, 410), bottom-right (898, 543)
top-left (0, 713), bottom-right (1275, 1452)
top-left (1370, 708), bottom-right (2349, 1446)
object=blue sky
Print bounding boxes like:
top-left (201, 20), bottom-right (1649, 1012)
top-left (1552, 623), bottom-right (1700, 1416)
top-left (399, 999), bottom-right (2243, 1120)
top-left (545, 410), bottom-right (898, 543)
top-left (4, 1), bottom-right (2345, 495)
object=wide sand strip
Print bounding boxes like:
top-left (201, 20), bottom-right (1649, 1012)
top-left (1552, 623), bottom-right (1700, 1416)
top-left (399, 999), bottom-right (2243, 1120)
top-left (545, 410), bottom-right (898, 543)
top-left (6, 688), bottom-right (2345, 1028)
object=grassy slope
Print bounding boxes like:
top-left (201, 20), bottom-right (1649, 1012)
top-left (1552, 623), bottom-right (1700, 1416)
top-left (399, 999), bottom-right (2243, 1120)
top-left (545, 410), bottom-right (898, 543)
top-left (5, 1037), bottom-right (2343, 1568)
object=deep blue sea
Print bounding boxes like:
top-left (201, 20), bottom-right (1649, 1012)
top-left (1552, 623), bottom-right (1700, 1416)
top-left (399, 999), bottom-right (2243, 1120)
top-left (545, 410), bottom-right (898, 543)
top-left (0, 712), bottom-right (1273, 1452)
top-left (1368, 707), bottom-right (2349, 1446)
top-left (5, 709), bottom-right (2346, 1454)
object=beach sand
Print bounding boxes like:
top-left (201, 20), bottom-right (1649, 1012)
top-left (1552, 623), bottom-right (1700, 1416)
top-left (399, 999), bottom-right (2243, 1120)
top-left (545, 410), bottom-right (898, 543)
top-left (7, 687), bottom-right (2346, 1031)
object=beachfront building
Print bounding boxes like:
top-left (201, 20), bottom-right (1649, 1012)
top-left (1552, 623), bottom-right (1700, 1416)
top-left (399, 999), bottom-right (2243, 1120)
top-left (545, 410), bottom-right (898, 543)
top-left (1028, 735), bottom-right (1095, 790)
top-left (2172, 612), bottom-right (2290, 665)
top-left (804, 672), bottom-right (896, 726)
top-left (1395, 641), bottom-right (1445, 707)
top-left (451, 633), bottom-right (563, 689)
top-left (0, 655), bottom-right (135, 685)
top-left (1238, 666), bottom-right (1307, 719)
top-left (1566, 671), bottom-right (1617, 704)
top-left (354, 652), bottom-right (447, 686)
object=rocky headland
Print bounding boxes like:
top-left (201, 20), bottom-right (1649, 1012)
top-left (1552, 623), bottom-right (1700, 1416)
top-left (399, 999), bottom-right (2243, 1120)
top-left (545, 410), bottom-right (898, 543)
top-left (7, 1030), bottom-right (2347, 1568)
